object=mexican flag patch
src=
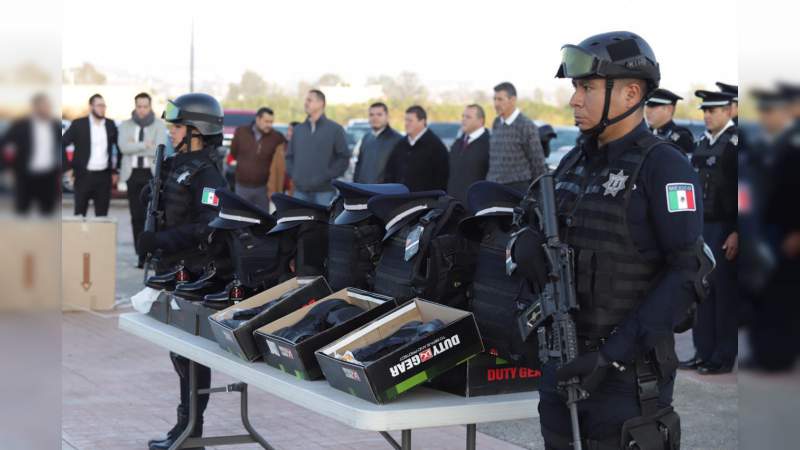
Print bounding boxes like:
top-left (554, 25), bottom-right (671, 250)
top-left (665, 183), bottom-right (695, 213)
top-left (201, 187), bottom-right (219, 206)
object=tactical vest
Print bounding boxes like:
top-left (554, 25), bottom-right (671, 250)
top-left (162, 156), bottom-right (215, 228)
top-left (692, 127), bottom-right (736, 222)
top-left (326, 219), bottom-right (384, 291)
top-left (554, 134), bottom-right (666, 340)
top-left (468, 218), bottom-right (539, 364)
top-left (372, 197), bottom-right (472, 308)
top-left (225, 226), bottom-right (290, 289)
top-left (293, 221), bottom-right (328, 277)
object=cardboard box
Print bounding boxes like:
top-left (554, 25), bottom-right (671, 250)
top-left (61, 217), bottom-right (117, 311)
top-left (254, 288), bottom-right (397, 380)
top-left (208, 277), bottom-right (332, 361)
top-left (146, 291), bottom-right (171, 323)
top-left (167, 295), bottom-right (198, 335)
top-left (316, 299), bottom-right (484, 404)
top-left (429, 353), bottom-right (541, 397)
top-left (0, 219), bottom-right (60, 312)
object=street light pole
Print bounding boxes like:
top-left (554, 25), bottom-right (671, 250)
top-left (190, 18), bottom-right (195, 92)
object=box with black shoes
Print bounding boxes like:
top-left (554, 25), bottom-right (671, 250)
top-left (208, 276), bottom-right (332, 361)
top-left (428, 352), bottom-right (541, 397)
top-left (253, 288), bottom-right (397, 380)
top-left (315, 298), bottom-right (484, 404)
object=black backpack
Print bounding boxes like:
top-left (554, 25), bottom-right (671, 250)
top-left (326, 218), bottom-right (384, 292)
top-left (373, 196), bottom-right (474, 308)
top-left (224, 225), bottom-right (292, 290)
top-left (466, 217), bottom-right (539, 365)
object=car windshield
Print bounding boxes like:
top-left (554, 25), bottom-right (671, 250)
top-left (223, 113), bottom-right (255, 128)
top-left (429, 122), bottom-right (461, 139)
top-left (549, 126), bottom-right (580, 151)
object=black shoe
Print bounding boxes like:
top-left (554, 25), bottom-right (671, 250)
top-left (678, 356), bottom-right (705, 370)
top-left (149, 418), bottom-right (204, 450)
top-left (146, 267), bottom-right (191, 291)
top-left (697, 361), bottom-right (734, 375)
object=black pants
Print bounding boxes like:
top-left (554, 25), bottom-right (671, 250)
top-left (505, 180), bottom-right (532, 193)
top-left (693, 221), bottom-right (738, 366)
top-left (538, 360), bottom-right (675, 448)
top-left (169, 352), bottom-right (211, 422)
top-left (14, 170), bottom-right (59, 215)
top-left (127, 168), bottom-right (152, 263)
top-left (74, 169), bottom-right (111, 216)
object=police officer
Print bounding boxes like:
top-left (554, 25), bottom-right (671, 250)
top-left (137, 93), bottom-right (228, 450)
top-left (538, 31), bottom-right (704, 449)
top-left (680, 90), bottom-right (739, 375)
top-left (716, 82), bottom-right (739, 125)
top-left (645, 88), bottom-right (695, 156)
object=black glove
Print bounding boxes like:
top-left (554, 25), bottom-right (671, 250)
top-left (139, 182), bottom-right (153, 206)
top-left (556, 351), bottom-right (611, 394)
top-left (137, 231), bottom-right (159, 254)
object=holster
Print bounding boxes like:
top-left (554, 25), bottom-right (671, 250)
top-left (620, 406), bottom-right (681, 450)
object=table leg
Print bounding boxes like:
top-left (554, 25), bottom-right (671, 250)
top-left (379, 431), bottom-right (402, 450)
top-left (402, 429), bottom-right (411, 450)
top-left (466, 424), bottom-right (476, 450)
top-left (240, 383), bottom-right (275, 450)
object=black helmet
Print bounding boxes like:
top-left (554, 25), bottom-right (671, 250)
top-left (163, 93), bottom-right (224, 136)
top-left (556, 31), bottom-right (660, 136)
top-left (556, 31), bottom-right (660, 91)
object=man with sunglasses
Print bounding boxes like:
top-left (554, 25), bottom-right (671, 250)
top-left (136, 93), bottom-right (228, 450)
top-left (535, 31), bottom-right (708, 449)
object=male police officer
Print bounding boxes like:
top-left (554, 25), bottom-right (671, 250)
top-left (680, 90), bottom-right (739, 375)
top-left (539, 31), bottom-right (704, 449)
top-left (645, 88), bottom-right (695, 156)
top-left (137, 93), bottom-right (228, 450)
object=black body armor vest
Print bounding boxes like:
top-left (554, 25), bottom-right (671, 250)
top-left (554, 134), bottom-right (667, 340)
top-left (691, 126), bottom-right (736, 222)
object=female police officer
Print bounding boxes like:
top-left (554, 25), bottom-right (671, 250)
top-left (137, 93), bottom-right (228, 450)
top-left (539, 31), bottom-right (707, 449)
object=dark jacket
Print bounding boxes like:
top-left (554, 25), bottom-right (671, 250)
top-left (61, 116), bottom-right (119, 177)
top-left (652, 120), bottom-right (695, 156)
top-left (384, 129), bottom-right (449, 192)
top-left (1, 117), bottom-right (62, 175)
top-left (353, 126), bottom-right (403, 183)
top-left (285, 114), bottom-right (350, 192)
top-left (446, 128), bottom-right (490, 203)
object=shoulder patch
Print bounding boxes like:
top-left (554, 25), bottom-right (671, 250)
top-left (665, 183), bottom-right (696, 213)
top-left (201, 187), bottom-right (219, 206)
top-left (730, 134), bottom-right (739, 146)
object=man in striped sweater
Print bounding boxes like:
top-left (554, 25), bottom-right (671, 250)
top-left (488, 82), bottom-right (547, 192)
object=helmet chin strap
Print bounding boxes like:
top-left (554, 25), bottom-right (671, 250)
top-left (175, 129), bottom-right (203, 153)
top-left (581, 79), bottom-right (646, 137)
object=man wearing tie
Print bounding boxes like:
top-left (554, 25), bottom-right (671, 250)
top-left (118, 92), bottom-right (167, 268)
top-left (447, 104), bottom-right (491, 202)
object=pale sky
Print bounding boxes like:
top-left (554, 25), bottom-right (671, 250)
top-left (62, 0), bottom-right (738, 97)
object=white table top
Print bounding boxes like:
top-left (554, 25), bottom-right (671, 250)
top-left (119, 313), bottom-right (539, 431)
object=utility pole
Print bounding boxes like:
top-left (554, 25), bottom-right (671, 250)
top-left (189, 18), bottom-right (195, 92)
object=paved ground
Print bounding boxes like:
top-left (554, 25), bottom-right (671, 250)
top-left (62, 201), bottom-right (742, 449)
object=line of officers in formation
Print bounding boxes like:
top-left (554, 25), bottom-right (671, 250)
top-left (134, 30), bottom-right (791, 450)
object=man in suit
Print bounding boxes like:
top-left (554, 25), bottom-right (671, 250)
top-left (1, 93), bottom-right (62, 215)
top-left (62, 93), bottom-right (119, 216)
top-left (447, 104), bottom-right (491, 203)
top-left (384, 105), bottom-right (449, 192)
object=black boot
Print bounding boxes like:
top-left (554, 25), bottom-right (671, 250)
top-left (148, 410), bottom-right (204, 450)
